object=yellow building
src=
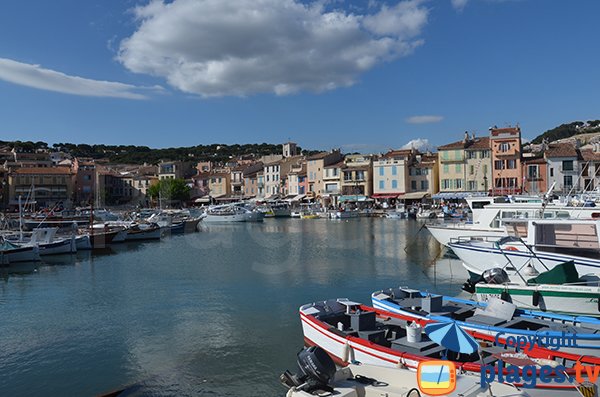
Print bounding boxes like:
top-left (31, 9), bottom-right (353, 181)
top-left (438, 133), bottom-right (491, 193)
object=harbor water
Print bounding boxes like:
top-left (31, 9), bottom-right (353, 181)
top-left (0, 218), bottom-right (468, 396)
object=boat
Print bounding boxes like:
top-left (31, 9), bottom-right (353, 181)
top-left (331, 209), bottom-right (360, 219)
top-left (74, 234), bottom-right (92, 250)
top-left (470, 262), bottom-right (600, 317)
top-left (426, 194), bottom-right (600, 246)
top-left (203, 204), bottom-right (264, 223)
top-left (183, 217), bottom-right (201, 232)
top-left (290, 210), bottom-right (302, 218)
top-left (4, 228), bottom-right (76, 255)
top-left (448, 218), bottom-right (600, 277)
top-left (300, 212), bottom-right (320, 219)
top-left (281, 347), bottom-right (529, 397)
top-left (384, 210), bottom-right (406, 219)
top-left (124, 223), bottom-right (162, 240)
top-left (300, 298), bottom-right (600, 390)
top-left (371, 288), bottom-right (600, 355)
top-left (0, 238), bottom-right (40, 265)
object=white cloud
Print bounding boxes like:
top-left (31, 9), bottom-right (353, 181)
top-left (402, 138), bottom-right (432, 151)
top-left (0, 58), bottom-right (161, 99)
top-left (117, 0), bottom-right (429, 97)
top-left (451, 0), bottom-right (469, 11)
top-left (406, 115), bottom-right (444, 124)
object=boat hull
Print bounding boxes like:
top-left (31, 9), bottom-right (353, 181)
top-left (426, 224), bottom-right (505, 246)
top-left (476, 284), bottom-right (600, 317)
top-left (0, 246), bottom-right (40, 265)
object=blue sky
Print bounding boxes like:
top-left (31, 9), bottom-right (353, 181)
top-left (0, 0), bottom-right (598, 152)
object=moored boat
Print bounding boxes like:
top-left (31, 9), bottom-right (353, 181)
top-left (0, 239), bottom-right (40, 265)
top-left (300, 298), bottom-right (600, 390)
top-left (371, 288), bottom-right (600, 355)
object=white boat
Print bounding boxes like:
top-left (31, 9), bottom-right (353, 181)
top-left (448, 218), bottom-right (600, 277)
top-left (203, 204), bottom-right (264, 223)
top-left (332, 210), bottom-right (360, 219)
top-left (0, 239), bottom-right (40, 264)
top-left (282, 347), bottom-right (529, 397)
top-left (4, 228), bottom-right (76, 255)
top-left (74, 234), bottom-right (92, 250)
top-left (290, 210), bottom-right (302, 218)
top-left (124, 223), bottom-right (162, 240)
top-left (384, 211), bottom-right (406, 219)
top-left (427, 195), bottom-right (600, 246)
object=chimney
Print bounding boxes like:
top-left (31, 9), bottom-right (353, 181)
top-left (464, 131), bottom-right (469, 143)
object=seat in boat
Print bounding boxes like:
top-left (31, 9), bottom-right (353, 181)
top-left (465, 314), bottom-right (507, 326)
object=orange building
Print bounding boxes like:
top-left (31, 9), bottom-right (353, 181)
top-left (489, 126), bottom-right (522, 194)
top-left (521, 156), bottom-right (548, 194)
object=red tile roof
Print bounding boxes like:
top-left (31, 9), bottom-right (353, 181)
top-left (579, 148), bottom-right (600, 161)
top-left (545, 143), bottom-right (578, 158)
top-left (438, 137), bottom-right (490, 150)
top-left (490, 127), bottom-right (520, 137)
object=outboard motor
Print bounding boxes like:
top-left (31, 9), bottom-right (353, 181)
top-left (280, 346), bottom-right (336, 394)
top-left (482, 268), bottom-right (510, 285)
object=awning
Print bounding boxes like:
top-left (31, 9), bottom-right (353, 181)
top-left (194, 197), bottom-right (211, 203)
top-left (340, 195), bottom-right (368, 202)
top-left (371, 194), bottom-right (400, 199)
top-left (431, 192), bottom-right (488, 200)
top-left (402, 192), bottom-right (429, 200)
top-left (287, 194), bottom-right (306, 202)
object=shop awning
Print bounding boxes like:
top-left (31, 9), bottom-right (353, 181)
top-left (431, 192), bottom-right (488, 200)
top-left (340, 195), bottom-right (368, 202)
top-left (402, 192), bottom-right (429, 200)
top-left (371, 194), bottom-right (400, 199)
top-left (288, 194), bottom-right (306, 202)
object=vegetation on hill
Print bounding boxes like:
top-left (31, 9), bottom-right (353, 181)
top-left (0, 140), bottom-right (316, 164)
top-left (531, 120), bottom-right (600, 144)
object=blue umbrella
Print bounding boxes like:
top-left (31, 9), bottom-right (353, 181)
top-left (424, 321), bottom-right (479, 354)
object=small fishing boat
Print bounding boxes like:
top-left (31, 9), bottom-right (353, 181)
top-left (371, 288), bottom-right (600, 355)
top-left (0, 238), bottom-right (40, 265)
top-left (468, 261), bottom-right (600, 317)
top-left (203, 204), bottom-right (263, 223)
top-left (74, 234), bottom-right (92, 250)
top-left (300, 299), bottom-right (600, 390)
top-left (124, 223), bottom-right (162, 240)
top-left (4, 228), bottom-right (76, 255)
top-left (281, 347), bottom-right (528, 397)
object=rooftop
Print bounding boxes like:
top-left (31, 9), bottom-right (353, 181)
top-left (12, 167), bottom-right (72, 175)
top-left (545, 143), bottom-right (578, 158)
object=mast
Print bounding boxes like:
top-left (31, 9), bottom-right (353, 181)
top-left (18, 195), bottom-right (23, 241)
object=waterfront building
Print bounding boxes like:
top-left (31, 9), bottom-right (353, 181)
top-left (340, 154), bottom-right (373, 202)
top-left (73, 158), bottom-right (98, 205)
top-left (287, 163), bottom-right (307, 197)
top-left (579, 144), bottom-right (600, 191)
top-left (208, 171), bottom-right (232, 199)
top-left (263, 160), bottom-right (281, 198)
top-left (544, 142), bottom-right (580, 194)
top-left (407, 152), bottom-right (440, 198)
top-left (2, 150), bottom-right (52, 170)
top-left (437, 133), bottom-right (491, 194)
top-left (196, 161), bottom-right (213, 174)
top-left (242, 162), bottom-right (263, 198)
top-left (521, 154), bottom-right (548, 194)
top-left (8, 166), bottom-right (75, 209)
top-left (372, 149), bottom-right (415, 201)
top-left (0, 166), bottom-right (7, 209)
top-left (306, 150), bottom-right (343, 200)
top-left (230, 166), bottom-right (245, 199)
top-left (490, 126), bottom-right (522, 194)
top-left (158, 160), bottom-right (196, 180)
top-left (322, 160), bottom-right (344, 207)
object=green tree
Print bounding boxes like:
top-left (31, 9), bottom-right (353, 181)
top-left (147, 178), bottom-right (191, 206)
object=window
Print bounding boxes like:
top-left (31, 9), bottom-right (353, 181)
top-left (481, 150), bottom-right (490, 158)
top-left (466, 151), bottom-right (475, 159)
top-left (455, 164), bottom-right (461, 173)
top-left (379, 167), bottom-right (384, 176)
top-left (415, 168), bottom-right (422, 176)
top-left (411, 180), bottom-right (416, 190)
top-left (392, 180), bottom-right (398, 189)
top-left (421, 180), bottom-right (428, 190)
top-left (506, 159), bottom-right (516, 169)
top-left (344, 171), bottom-right (352, 181)
top-left (499, 142), bottom-right (510, 152)
top-left (562, 160), bottom-right (574, 171)
top-left (379, 180), bottom-right (385, 190)
top-left (469, 165), bottom-right (474, 175)
top-left (455, 179), bottom-right (463, 189)
top-left (442, 151), bottom-right (449, 160)
top-left (528, 165), bottom-right (538, 179)
top-left (391, 166), bottom-right (397, 176)
top-left (564, 175), bottom-right (573, 189)
top-left (443, 164), bottom-right (449, 173)
top-left (483, 164), bottom-right (488, 174)
top-left (442, 179), bottom-right (451, 189)
top-left (550, 168), bottom-right (554, 177)
top-left (355, 171), bottom-right (365, 180)
top-left (494, 160), bottom-right (504, 170)
top-left (454, 150), bottom-right (461, 160)
top-left (467, 181), bottom-right (477, 191)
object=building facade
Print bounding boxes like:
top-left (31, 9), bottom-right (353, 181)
top-left (306, 150), bottom-right (343, 199)
top-left (545, 143), bottom-right (580, 194)
top-left (340, 154), bottom-right (373, 202)
top-left (490, 126), bottom-right (522, 194)
top-left (8, 167), bottom-right (75, 209)
top-left (372, 149), bottom-right (414, 199)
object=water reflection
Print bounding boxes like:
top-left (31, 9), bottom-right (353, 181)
top-left (0, 218), bottom-right (470, 397)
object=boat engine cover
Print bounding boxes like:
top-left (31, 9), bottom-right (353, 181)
top-left (297, 346), bottom-right (336, 385)
top-left (482, 268), bottom-right (510, 284)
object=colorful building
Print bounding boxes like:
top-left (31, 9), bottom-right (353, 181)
top-left (340, 154), bottom-right (373, 202)
top-left (544, 142), bottom-right (580, 194)
top-left (437, 133), bottom-right (491, 193)
top-left (372, 149), bottom-right (414, 200)
top-left (306, 150), bottom-right (343, 200)
top-left (489, 126), bottom-right (522, 194)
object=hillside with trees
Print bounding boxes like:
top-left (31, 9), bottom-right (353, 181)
top-left (531, 120), bottom-right (600, 144)
top-left (0, 140), bottom-right (316, 164)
